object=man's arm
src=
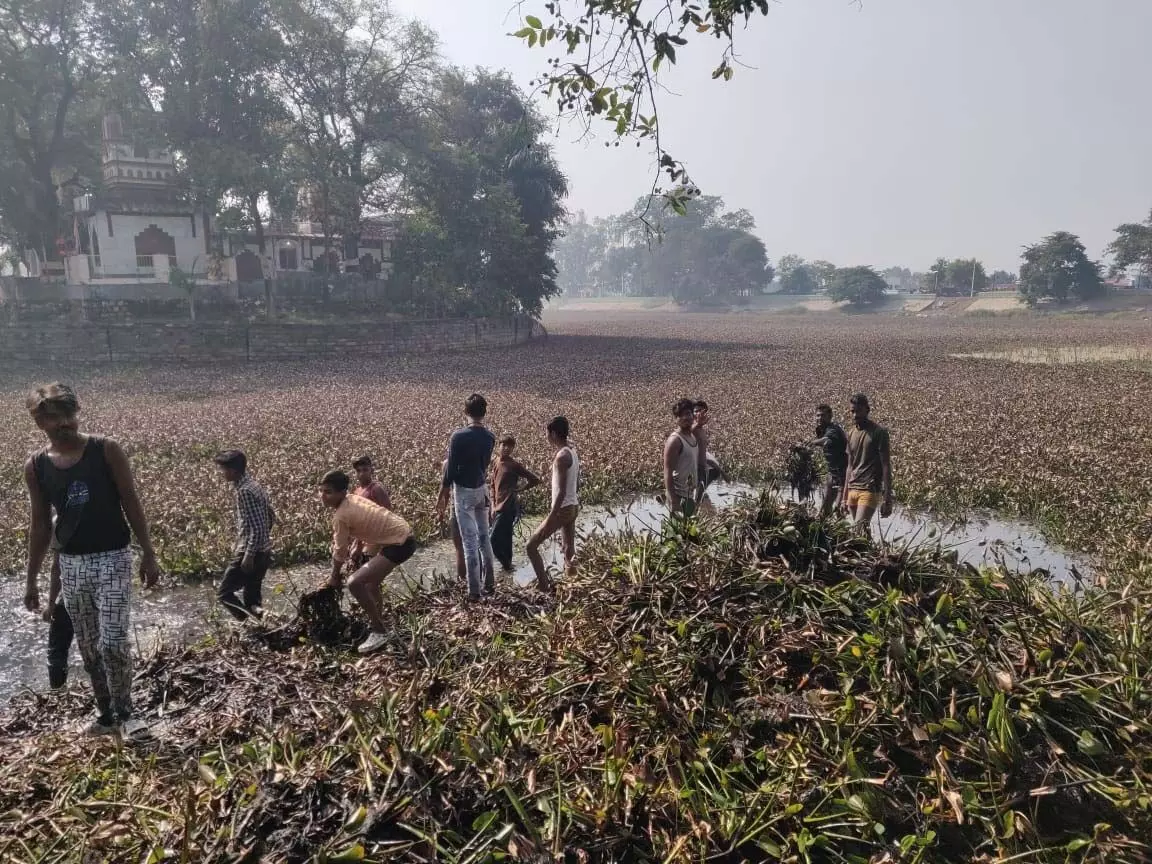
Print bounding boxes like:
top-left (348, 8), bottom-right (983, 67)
top-left (436, 442), bottom-right (456, 518)
top-left (840, 435), bottom-right (856, 505)
top-left (24, 459), bottom-right (51, 611)
top-left (550, 451), bottom-right (572, 515)
top-left (42, 555), bottom-right (62, 621)
top-left (663, 435), bottom-right (682, 513)
top-left (328, 512), bottom-right (352, 587)
top-left (880, 429), bottom-right (894, 515)
top-left (514, 459), bottom-right (543, 492)
top-left (104, 440), bottom-right (159, 586)
top-left (694, 430), bottom-right (709, 499)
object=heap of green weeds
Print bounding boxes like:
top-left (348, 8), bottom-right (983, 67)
top-left (2, 494), bottom-right (1150, 863)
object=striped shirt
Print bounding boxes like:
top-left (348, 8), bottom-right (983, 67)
top-left (235, 474), bottom-right (274, 555)
top-left (331, 493), bottom-right (410, 563)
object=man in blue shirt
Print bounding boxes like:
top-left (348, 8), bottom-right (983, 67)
top-left (436, 393), bottom-right (497, 599)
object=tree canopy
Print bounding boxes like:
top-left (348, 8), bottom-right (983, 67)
top-left (1018, 232), bottom-right (1103, 305)
top-left (829, 265), bottom-right (887, 307)
top-left (552, 194), bottom-right (772, 303)
top-left (1106, 208), bottom-right (1152, 280)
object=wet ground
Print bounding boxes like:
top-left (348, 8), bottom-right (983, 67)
top-left (0, 482), bottom-right (1094, 704)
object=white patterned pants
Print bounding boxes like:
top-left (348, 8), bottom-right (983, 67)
top-left (59, 548), bottom-right (134, 720)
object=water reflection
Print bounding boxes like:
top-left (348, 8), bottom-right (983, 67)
top-left (0, 482), bottom-right (1093, 704)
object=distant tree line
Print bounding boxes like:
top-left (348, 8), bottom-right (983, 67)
top-left (0, 0), bottom-right (567, 316)
top-left (552, 196), bottom-right (773, 304)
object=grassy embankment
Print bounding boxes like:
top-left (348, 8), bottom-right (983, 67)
top-left (3, 496), bottom-right (1149, 863)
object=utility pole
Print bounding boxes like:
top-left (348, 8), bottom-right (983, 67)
top-left (970, 259), bottom-right (978, 297)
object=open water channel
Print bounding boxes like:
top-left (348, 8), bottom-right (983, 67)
top-left (0, 482), bottom-right (1094, 704)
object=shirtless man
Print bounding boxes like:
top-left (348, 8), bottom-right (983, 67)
top-left (664, 399), bottom-right (700, 516)
top-left (840, 393), bottom-right (894, 526)
top-left (526, 416), bottom-right (580, 591)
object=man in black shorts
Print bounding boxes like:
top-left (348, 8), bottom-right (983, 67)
top-left (320, 470), bottom-right (416, 654)
top-left (811, 403), bottom-right (848, 518)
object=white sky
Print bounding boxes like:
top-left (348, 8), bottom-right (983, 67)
top-left (392, 0), bottom-right (1152, 272)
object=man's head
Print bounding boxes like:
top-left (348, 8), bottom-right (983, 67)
top-left (693, 400), bottom-right (710, 426)
top-left (673, 398), bottom-right (695, 432)
top-left (465, 393), bottom-right (487, 422)
top-left (214, 449), bottom-right (247, 483)
top-left (352, 455), bottom-right (375, 488)
top-left (27, 383), bottom-right (81, 445)
top-left (849, 393), bottom-right (871, 426)
top-left (816, 403), bottom-right (833, 427)
top-left (319, 469), bottom-right (351, 509)
top-left (498, 434), bottom-right (516, 459)
top-left (546, 416), bottom-right (569, 448)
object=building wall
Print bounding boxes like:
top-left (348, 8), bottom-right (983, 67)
top-left (95, 212), bottom-right (210, 277)
top-left (0, 316), bottom-right (542, 364)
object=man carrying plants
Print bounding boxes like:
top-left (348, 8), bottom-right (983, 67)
top-left (321, 469), bottom-right (416, 654)
top-left (841, 393), bottom-right (895, 526)
top-left (214, 449), bottom-right (275, 621)
top-left (23, 383), bottom-right (160, 737)
top-left (810, 403), bottom-right (848, 519)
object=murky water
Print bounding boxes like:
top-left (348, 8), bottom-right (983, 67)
top-left (0, 482), bottom-right (1093, 704)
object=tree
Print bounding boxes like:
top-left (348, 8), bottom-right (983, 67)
top-left (989, 269), bottom-right (1016, 287)
top-left (553, 211), bottom-right (608, 296)
top-left (1106, 209), bottom-right (1152, 279)
top-left (829, 266), bottom-right (887, 307)
top-left (809, 260), bottom-right (837, 292)
top-left (393, 69), bottom-right (568, 316)
top-left (273, 0), bottom-right (438, 266)
top-left (1018, 232), bottom-right (1103, 305)
top-left (779, 263), bottom-right (817, 295)
top-left (127, 0), bottom-right (294, 256)
top-left (512, 1), bottom-right (775, 210)
top-left (943, 258), bottom-right (987, 296)
top-left (0, 0), bottom-right (112, 260)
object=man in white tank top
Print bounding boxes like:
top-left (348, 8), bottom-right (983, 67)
top-left (526, 416), bottom-right (580, 591)
top-left (664, 398), bottom-right (700, 516)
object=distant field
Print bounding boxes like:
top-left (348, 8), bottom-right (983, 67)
top-left (2, 311), bottom-right (1151, 575)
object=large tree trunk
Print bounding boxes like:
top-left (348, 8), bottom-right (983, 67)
top-left (249, 193), bottom-right (275, 320)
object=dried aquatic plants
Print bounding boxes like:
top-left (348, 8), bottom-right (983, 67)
top-left (2, 496), bottom-right (1150, 863)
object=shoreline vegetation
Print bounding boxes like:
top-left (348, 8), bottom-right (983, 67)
top-left (3, 496), bottom-right (1149, 863)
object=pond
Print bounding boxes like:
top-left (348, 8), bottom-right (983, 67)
top-left (0, 482), bottom-right (1094, 705)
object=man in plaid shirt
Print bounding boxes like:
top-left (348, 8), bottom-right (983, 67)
top-left (214, 450), bottom-right (274, 620)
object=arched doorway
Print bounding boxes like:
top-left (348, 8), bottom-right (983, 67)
top-left (234, 250), bottom-right (263, 282)
top-left (134, 226), bottom-right (177, 269)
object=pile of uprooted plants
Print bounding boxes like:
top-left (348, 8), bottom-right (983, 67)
top-left (2, 493), bottom-right (1150, 864)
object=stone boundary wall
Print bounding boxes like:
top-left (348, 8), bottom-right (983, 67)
top-left (0, 316), bottom-right (543, 364)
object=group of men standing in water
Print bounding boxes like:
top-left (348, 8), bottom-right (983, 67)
top-left (20, 381), bottom-right (891, 736)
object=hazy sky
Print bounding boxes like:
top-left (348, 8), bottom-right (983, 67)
top-left (393, 0), bottom-right (1152, 272)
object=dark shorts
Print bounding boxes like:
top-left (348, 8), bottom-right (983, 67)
top-left (379, 535), bottom-right (417, 565)
top-left (827, 470), bottom-right (846, 490)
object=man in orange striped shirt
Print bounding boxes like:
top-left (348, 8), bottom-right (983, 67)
top-left (320, 470), bottom-right (415, 655)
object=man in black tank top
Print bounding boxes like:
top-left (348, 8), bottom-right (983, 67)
top-left (23, 383), bottom-right (160, 737)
